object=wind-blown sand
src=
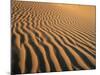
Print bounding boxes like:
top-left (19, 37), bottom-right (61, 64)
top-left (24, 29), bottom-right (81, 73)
top-left (11, 1), bottom-right (96, 74)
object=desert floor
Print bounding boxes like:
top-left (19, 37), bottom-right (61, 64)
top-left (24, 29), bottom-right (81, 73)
top-left (11, 1), bottom-right (96, 74)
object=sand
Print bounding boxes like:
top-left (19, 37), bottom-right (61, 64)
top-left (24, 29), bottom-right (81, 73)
top-left (11, 1), bottom-right (96, 74)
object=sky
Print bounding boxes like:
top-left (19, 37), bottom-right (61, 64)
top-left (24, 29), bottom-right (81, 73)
top-left (17, 0), bottom-right (96, 5)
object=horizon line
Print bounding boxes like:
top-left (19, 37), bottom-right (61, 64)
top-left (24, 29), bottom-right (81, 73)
top-left (17, 0), bottom-right (96, 5)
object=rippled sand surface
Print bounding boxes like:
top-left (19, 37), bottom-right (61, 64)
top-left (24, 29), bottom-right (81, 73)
top-left (11, 1), bottom-right (96, 74)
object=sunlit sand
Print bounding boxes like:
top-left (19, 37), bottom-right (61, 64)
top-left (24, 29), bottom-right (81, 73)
top-left (11, 0), bottom-right (96, 74)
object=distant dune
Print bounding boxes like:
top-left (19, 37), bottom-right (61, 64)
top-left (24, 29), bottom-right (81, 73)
top-left (11, 1), bottom-right (96, 74)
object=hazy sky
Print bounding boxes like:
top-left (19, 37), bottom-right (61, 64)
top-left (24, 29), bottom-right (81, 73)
top-left (18, 0), bottom-right (96, 5)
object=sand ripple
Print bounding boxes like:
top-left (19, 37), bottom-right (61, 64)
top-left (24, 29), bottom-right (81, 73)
top-left (11, 1), bottom-right (96, 74)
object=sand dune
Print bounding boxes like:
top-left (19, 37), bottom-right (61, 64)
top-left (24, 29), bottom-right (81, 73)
top-left (11, 1), bottom-right (96, 74)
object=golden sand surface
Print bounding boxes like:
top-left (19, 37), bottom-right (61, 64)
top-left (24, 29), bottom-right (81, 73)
top-left (11, 1), bottom-right (96, 74)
